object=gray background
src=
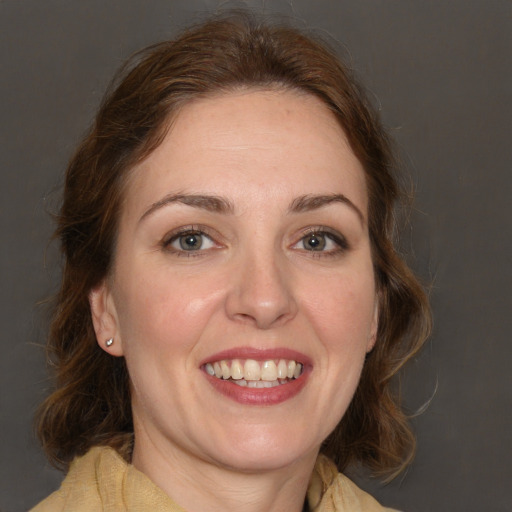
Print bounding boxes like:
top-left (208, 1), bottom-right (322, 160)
top-left (1, 1), bottom-right (510, 511)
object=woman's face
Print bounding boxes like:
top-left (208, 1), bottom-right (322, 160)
top-left (91, 89), bottom-right (378, 474)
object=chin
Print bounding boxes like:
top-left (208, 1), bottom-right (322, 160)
top-left (203, 428), bottom-right (320, 473)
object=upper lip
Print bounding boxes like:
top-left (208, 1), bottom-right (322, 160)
top-left (199, 347), bottom-right (312, 367)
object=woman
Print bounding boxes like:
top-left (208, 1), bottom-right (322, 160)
top-left (32, 12), bottom-right (430, 512)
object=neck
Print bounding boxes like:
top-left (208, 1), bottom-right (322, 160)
top-left (132, 429), bottom-right (317, 512)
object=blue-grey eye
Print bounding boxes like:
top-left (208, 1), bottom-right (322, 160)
top-left (303, 233), bottom-right (326, 251)
top-left (292, 231), bottom-right (344, 253)
top-left (170, 232), bottom-right (215, 251)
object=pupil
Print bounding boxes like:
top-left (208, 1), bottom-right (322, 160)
top-left (180, 234), bottom-right (201, 250)
top-left (306, 233), bottom-right (325, 250)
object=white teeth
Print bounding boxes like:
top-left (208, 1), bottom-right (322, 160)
top-left (277, 359), bottom-right (288, 379)
top-left (231, 359), bottom-right (243, 380)
top-left (213, 362), bottom-right (222, 378)
top-left (221, 360), bottom-right (230, 380)
top-left (261, 360), bottom-right (278, 381)
top-left (205, 358), bottom-right (304, 383)
top-left (287, 360), bottom-right (296, 379)
top-left (244, 359), bottom-right (261, 380)
top-left (246, 379), bottom-right (280, 388)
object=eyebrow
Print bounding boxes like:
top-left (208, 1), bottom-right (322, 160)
top-left (139, 192), bottom-right (365, 224)
top-left (289, 194), bottom-right (365, 224)
top-left (140, 193), bottom-right (235, 222)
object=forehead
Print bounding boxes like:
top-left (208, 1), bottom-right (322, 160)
top-left (125, 88), bottom-right (368, 217)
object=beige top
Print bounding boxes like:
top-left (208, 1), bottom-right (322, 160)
top-left (31, 447), bottom-right (398, 512)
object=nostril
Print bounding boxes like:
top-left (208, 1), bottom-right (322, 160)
top-left (231, 309), bottom-right (294, 330)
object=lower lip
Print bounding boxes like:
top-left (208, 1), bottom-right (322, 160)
top-left (204, 370), bottom-right (309, 406)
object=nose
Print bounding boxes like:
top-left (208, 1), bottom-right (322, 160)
top-left (225, 249), bottom-right (298, 329)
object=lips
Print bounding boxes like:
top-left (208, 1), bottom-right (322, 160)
top-left (201, 348), bottom-right (310, 405)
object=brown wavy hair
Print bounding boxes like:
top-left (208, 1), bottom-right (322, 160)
top-left (36, 12), bottom-right (431, 478)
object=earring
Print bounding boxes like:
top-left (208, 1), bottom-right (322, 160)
top-left (105, 337), bottom-right (114, 347)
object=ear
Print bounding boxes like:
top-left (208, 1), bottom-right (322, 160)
top-left (366, 295), bottom-right (379, 353)
top-left (89, 280), bottom-right (124, 357)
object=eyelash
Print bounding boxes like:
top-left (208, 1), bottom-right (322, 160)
top-left (292, 227), bottom-right (349, 258)
top-left (162, 225), bottom-right (220, 257)
top-left (161, 225), bottom-right (349, 258)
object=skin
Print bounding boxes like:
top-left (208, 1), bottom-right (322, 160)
top-left (90, 88), bottom-right (378, 512)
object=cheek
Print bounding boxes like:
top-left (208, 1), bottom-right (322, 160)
top-left (300, 268), bottom-right (376, 352)
top-left (295, 267), bottom-right (376, 437)
top-left (114, 265), bottom-right (225, 358)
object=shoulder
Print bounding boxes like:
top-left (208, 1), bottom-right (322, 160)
top-left (336, 475), bottom-right (400, 512)
top-left (30, 446), bottom-right (183, 512)
top-left (29, 447), bottom-right (122, 512)
top-left (30, 491), bottom-right (66, 512)
top-left (308, 454), bottom-right (400, 512)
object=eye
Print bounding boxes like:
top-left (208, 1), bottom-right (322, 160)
top-left (165, 228), bottom-right (218, 254)
top-left (292, 229), bottom-right (348, 255)
top-left (301, 232), bottom-right (329, 251)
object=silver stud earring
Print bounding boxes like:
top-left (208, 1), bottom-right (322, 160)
top-left (106, 337), bottom-right (114, 347)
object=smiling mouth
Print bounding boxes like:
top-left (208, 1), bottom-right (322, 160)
top-left (204, 359), bottom-right (304, 388)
